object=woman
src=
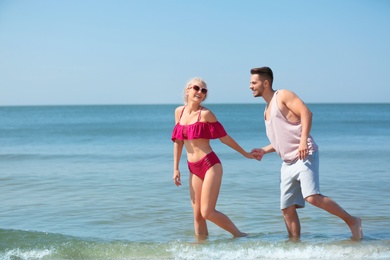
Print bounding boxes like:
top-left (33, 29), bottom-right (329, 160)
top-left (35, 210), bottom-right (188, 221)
top-left (171, 77), bottom-right (256, 239)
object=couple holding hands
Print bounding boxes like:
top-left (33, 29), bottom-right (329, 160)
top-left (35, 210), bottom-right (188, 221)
top-left (171, 67), bottom-right (362, 241)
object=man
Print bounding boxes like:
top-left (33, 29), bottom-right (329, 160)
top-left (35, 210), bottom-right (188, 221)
top-left (250, 66), bottom-right (362, 240)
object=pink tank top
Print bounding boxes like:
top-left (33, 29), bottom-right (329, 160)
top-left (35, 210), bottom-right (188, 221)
top-left (265, 91), bottom-right (318, 163)
top-left (171, 106), bottom-right (227, 141)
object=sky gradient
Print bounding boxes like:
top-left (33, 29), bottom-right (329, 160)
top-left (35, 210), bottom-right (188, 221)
top-left (1, 0), bottom-right (389, 106)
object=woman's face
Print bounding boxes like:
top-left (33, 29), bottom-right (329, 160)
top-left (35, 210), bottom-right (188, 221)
top-left (187, 82), bottom-right (207, 103)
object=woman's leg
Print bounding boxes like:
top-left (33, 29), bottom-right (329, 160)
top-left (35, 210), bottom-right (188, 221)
top-left (200, 163), bottom-right (246, 237)
top-left (189, 173), bottom-right (208, 238)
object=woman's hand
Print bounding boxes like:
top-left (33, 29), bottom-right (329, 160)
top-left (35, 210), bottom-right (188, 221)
top-left (244, 152), bottom-right (256, 159)
top-left (173, 170), bottom-right (181, 186)
top-left (244, 150), bottom-right (262, 160)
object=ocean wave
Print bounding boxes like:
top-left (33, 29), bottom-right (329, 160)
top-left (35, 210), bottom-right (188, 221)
top-left (1, 229), bottom-right (389, 260)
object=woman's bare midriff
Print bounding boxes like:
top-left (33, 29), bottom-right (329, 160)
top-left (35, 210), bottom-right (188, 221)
top-left (184, 138), bottom-right (213, 162)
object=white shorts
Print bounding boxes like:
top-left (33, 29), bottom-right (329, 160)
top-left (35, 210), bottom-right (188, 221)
top-left (280, 150), bottom-right (320, 210)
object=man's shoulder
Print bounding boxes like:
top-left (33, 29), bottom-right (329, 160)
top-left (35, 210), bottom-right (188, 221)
top-left (276, 89), bottom-right (299, 101)
top-left (277, 89), bottom-right (294, 96)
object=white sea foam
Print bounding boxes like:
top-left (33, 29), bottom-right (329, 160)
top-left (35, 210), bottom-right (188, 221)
top-left (169, 241), bottom-right (390, 260)
top-left (2, 248), bottom-right (53, 260)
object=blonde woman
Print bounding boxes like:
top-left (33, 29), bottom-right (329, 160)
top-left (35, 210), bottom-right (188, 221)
top-left (171, 77), bottom-right (257, 239)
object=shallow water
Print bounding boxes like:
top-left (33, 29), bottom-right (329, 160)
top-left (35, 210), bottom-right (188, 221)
top-left (0, 104), bottom-right (389, 259)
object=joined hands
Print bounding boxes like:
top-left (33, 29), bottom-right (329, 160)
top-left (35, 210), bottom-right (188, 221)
top-left (250, 148), bottom-right (264, 161)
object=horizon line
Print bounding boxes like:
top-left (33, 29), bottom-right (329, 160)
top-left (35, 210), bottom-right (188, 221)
top-left (1, 102), bottom-right (389, 108)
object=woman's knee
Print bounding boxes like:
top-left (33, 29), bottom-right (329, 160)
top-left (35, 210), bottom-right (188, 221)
top-left (193, 209), bottom-right (204, 221)
top-left (200, 207), bottom-right (214, 220)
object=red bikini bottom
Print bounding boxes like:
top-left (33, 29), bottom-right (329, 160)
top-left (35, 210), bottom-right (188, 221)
top-left (187, 151), bottom-right (221, 180)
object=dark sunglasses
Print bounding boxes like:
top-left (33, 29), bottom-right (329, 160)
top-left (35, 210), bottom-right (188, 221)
top-left (192, 85), bottom-right (208, 94)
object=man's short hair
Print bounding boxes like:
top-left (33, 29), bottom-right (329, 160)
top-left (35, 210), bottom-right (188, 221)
top-left (251, 67), bottom-right (274, 85)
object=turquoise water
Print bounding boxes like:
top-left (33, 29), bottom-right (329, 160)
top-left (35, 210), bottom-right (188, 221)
top-left (0, 104), bottom-right (389, 259)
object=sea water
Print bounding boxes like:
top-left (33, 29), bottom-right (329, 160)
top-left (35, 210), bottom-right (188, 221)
top-left (0, 104), bottom-right (389, 259)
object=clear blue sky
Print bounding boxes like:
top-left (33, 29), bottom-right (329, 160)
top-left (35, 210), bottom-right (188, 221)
top-left (1, 0), bottom-right (389, 106)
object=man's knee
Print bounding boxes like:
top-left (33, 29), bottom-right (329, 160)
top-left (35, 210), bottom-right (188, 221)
top-left (281, 205), bottom-right (297, 217)
top-left (305, 194), bottom-right (323, 206)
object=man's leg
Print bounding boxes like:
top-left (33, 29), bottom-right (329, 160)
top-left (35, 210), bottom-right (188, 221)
top-left (305, 194), bottom-right (363, 240)
top-left (281, 205), bottom-right (301, 240)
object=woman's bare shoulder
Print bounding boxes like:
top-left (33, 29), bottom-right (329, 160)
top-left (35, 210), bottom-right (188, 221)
top-left (175, 105), bottom-right (185, 113)
top-left (174, 106), bottom-right (185, 121)
top-left (201, 107), bottom-right (217, 122)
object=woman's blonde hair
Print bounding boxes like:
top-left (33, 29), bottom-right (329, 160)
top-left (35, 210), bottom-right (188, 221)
top-left (183, 77), bottom-right (207, 104)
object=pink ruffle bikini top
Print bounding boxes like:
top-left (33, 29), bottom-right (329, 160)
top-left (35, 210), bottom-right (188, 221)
top-left (171, 106), bottom-right (227, 141)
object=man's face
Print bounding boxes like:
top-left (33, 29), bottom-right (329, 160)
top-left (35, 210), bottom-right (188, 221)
top-left (250, 74), bottom-right (264, 97)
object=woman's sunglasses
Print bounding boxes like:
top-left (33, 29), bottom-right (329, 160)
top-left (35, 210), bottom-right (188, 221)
top-left (192, 85), bottom-right (208, 94)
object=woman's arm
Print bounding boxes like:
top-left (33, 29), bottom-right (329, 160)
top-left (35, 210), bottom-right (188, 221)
top-left (203, 108), bottom-right (255, 159)
top-left (220, 135), bottom-right (255, 159)
top-left (173, 140), bottom-right (183, 186)
top-left (172, 106), bottom-right (185, 186)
